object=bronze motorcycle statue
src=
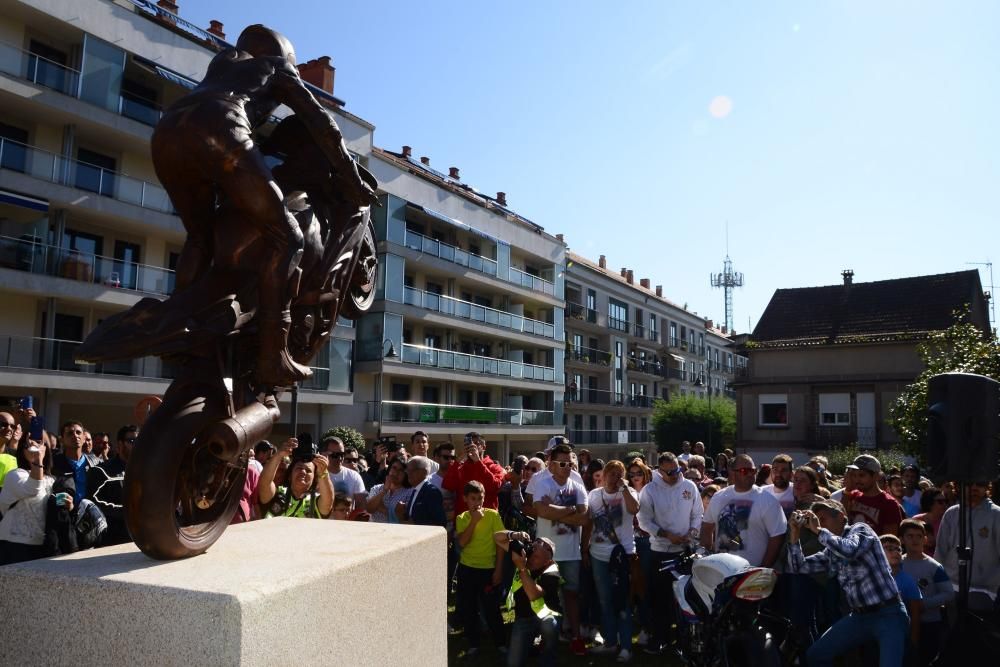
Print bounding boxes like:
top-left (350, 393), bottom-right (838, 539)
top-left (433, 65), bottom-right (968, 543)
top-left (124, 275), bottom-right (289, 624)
top-left (76, 25), bottom-right (377, 559)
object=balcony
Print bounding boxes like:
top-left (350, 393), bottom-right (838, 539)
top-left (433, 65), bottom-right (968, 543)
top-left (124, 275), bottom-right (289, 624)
top-left (368, 400), bottom-right (553, 426)
top-left (400, 343), bottom-right (557, 383)
top-left (0, 137), bottom-right (174, 214)
top-left (0, 234), bottom-right (176, 295)
top-left (627, 356), bottom-right (664, 377)
top-left (509, 265), bottom-right (555, 296)
top-left (0, 333), bottom-right (332, 387)
top-left (648, 330), bottom-right (660, 343)
top-left (565, 302), bottom-right (598, 324)
top-left (402, 285), bottom-right (554, 339)
top-left (0, 40), bottom-right (165, 128)
top-left (566, 343), bottom-right (609, 367)
top-left (632, 323), bottom-right (646, 339)
top-left (569, 429), bottom-right (651, 445)
top-left (664, 367), bottom-right (687, 381)
top-left (565, 387), bottom-right (655, 409)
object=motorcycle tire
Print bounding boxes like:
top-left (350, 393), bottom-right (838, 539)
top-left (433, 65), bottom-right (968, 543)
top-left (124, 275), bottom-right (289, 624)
top-left (124, 381), bottom-right (246, 559)
top-left (338, 217), bottom-right (377, 320)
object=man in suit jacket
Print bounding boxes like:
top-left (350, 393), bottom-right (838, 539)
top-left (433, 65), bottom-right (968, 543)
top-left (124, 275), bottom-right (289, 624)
top-left (396, 456), bottom-right (446, 527)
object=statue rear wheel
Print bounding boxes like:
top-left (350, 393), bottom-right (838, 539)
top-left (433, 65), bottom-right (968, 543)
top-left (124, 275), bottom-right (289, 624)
top-left (125, 383), bottom-right (247, 559)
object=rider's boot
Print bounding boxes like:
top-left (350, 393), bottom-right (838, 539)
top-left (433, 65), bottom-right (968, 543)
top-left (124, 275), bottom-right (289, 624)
top-left (255, 310), bottom-right (312, 387)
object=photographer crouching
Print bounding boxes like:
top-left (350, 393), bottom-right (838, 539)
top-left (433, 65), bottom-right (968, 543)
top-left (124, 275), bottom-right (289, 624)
top-left (259, 435), bottom-right (334, 519)
top-left (494, 529), bottom-right (560, 667)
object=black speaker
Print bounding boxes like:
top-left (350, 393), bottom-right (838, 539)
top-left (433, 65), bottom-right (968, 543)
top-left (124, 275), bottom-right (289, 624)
top-left (925, 372), bottom-right (1000, 484)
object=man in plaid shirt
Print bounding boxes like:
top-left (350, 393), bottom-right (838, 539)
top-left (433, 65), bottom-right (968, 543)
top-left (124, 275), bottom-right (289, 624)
top-left (788, 499), bottom-right (909, 667)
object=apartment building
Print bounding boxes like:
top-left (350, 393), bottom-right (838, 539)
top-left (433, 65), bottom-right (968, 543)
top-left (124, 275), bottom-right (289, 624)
top-left (352, 148), bottom-right (566, 464)
top-left (0, 0), bottom-right (366, 434)
top-left (564, 251), bottom-right (744, 459)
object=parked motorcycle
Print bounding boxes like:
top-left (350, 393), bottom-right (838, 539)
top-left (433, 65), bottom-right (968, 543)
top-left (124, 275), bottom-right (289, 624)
top-left (76, 114), bottom-right (377, 559)
top-left (662, 549), bottom-right (787, 667)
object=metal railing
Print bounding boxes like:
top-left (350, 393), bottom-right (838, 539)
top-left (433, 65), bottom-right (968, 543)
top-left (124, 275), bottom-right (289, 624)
top-left (633, 323), bottom-right (646, 338)
top-left (404, 229), bottom-right (498, 277)
top-left (0, 234), bottom-right (176, 295)
top-left (608, 316), bottom-right (629, 332)
top-left (565, 387), bottom-right (655, 408)
top-left (402, 285), bottom-right (554, 338)
top-left (648, 329), bottom-right (660, 343)
top-left (0, 40), bottom-right (166, 128)
top-left (0, 334), bottom-right (169, 379)
top-left (569, 429), bottom-right (651, 445)
top-left (566, 343), bottom-right (610, 366)
top-left (566, 302), bottom-right (598, 323)
top-left (401, 343), bottom-right (557, 383)
top-left (368, 400), bottom-right (554, 426)
top-left (0, 137), bottom-right (174, 214)
top-left (627, 357), bottom-right (664, 376)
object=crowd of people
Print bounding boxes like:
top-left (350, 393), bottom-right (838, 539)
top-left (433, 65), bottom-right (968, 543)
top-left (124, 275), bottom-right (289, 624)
top-left (2, 401), bottom-right (999, 666)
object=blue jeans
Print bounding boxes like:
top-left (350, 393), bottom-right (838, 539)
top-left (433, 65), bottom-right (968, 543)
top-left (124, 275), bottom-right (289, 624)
top-left (591, 555), bottom-right (633, 650)
top-left (806, 602), bottom-right (909, 667)
top-left (507, 615), bottom-right (560, 667)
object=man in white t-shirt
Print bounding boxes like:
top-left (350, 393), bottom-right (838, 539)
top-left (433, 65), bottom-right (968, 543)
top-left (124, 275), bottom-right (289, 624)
top-left (762, 453), bottom-right (795, 518)
top-left (410, 430), bottom-right (439, 475)
top-left (532, 442), bottom-right (589, 655)
top-left (524, 436), bottom-right (584, 502)
top-left (677, 441), bottom-right (692, 463)
top-left (701, 454), bottom-right (786, 567)
top-left (320, 435), bottom-right (366, 509)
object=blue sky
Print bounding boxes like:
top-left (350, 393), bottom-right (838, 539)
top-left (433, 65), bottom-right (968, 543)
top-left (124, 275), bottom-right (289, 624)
top-left (181, 0), bottom-right (999, 333)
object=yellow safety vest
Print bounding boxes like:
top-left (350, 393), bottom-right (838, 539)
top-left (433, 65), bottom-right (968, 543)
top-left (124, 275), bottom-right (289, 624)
top-left (507, 564), bottom-right (561, 619)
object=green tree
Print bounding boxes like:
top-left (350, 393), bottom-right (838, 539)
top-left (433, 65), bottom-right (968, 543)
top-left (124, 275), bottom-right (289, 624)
top-left (321, 425), bottom-right (367, 453)
top-left (889, 314), bottom-right (1000, 457)
top-left (650, 394), bottom-right (736, 457)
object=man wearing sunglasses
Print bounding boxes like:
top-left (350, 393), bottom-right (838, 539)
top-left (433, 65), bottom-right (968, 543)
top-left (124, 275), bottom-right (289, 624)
top-left (637, 452), bottom-right (703, 654)
top-left (701, 454), bottom-right (786, 568)
top-left (87, 424), bottom-right (138, 546)
top-left (319, 435), bottom-right (367, 510)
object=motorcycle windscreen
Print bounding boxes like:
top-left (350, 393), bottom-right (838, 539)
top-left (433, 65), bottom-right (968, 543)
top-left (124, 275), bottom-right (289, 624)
top-left (729, 568), bottom-right (778, 601)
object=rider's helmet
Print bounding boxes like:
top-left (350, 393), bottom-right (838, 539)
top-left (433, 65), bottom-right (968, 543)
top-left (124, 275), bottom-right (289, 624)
top-left (236, 24), bottom-right (296, 66)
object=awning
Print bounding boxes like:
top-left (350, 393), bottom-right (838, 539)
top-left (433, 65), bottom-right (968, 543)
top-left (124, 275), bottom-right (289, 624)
top-left (0, 189), bottom-right (48, 212)
top-left (669, 354), bottom-right (685, 365)
top-left (406, 203), bottom-right (508, 246)
top-left (133, 55), bottom-right (198, 90)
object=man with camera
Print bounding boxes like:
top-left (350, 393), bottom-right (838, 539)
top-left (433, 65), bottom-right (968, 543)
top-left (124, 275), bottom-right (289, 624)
top-left (259, 436), bottom-right (334, 518)
top-left (788, 499), bottom-right (909, 667)
top-left (495, 529), bottom-right (561, 666)
top-left (443, 432), bottom-right (505, 516)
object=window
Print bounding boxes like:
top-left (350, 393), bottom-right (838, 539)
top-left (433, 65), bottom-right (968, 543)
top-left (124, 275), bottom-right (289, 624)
top-left (391, 383), bottom-right (410, 401)
top-left (586, 289), bottom-right (597, 311)
top-left (76, 147), bottom-right (117, 197)
top-left (759, 393), bottom-right (788, 426)
top-left (819, 393), bottom-right (851, 425)
top-left (608, 298), bottom-right (628, 331)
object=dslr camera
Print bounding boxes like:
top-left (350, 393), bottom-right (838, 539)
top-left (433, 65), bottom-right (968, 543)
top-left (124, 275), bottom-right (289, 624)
top-left (509, 538), bottom-right (534, 559)
top-left (292, 432), bottom-right (318, 463)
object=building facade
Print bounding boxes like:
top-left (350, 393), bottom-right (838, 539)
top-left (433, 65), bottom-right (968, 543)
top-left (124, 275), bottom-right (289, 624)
top-left (563, 251), bottom-right (744, 460)
top-left (733, 270), bottom-right (990, 456)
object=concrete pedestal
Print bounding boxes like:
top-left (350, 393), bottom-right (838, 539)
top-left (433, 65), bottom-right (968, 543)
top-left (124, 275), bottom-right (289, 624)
top-left (0, 518), bottom-right (446, 666)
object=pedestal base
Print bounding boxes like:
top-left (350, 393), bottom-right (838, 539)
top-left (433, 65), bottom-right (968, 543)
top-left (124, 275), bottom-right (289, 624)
top-left (0, 518), bottom-right (446, 666)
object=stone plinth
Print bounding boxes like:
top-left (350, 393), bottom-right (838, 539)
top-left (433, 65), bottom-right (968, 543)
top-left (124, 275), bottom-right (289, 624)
top-left (0, 518), bottom-right (446, 666)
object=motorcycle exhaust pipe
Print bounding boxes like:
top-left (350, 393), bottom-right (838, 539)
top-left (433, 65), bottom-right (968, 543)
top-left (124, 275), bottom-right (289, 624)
top-left (204, 400), bottom-right (281, 462)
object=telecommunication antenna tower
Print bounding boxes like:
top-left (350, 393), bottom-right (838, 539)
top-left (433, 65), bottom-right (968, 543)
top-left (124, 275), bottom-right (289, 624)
top-left (711, 229), bottom-right (743, 332)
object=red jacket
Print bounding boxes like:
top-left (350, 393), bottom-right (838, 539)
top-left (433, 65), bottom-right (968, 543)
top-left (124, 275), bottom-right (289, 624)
top-left (443, 455), bottom-right (506, 514)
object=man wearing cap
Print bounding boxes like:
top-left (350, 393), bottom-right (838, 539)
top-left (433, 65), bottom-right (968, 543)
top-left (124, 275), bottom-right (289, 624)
top-left (523, 436), bottom-right (585, 509)
top-left (899, 464), bottom-right (922, 518)
top-left (844, 454), bottom-right (905, 537)
top-left (442, 432), bottom-right (505, 516)
top-left (788, 499), bottom-right (908, 667)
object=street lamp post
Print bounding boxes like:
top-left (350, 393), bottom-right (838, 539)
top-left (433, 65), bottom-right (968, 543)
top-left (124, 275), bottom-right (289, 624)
top-left (696, 366), bottom-right (713, 454)
top-left (375, 339), bottom-right (398, 438)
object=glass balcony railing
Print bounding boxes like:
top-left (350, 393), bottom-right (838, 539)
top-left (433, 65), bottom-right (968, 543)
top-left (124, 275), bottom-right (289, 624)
top-left (0, 137), bottom-right (174, 214)
top-left (0, 40), bottom-right (166, 128)
top-left (401, 343), bottom-right (557, 383)
top-left (367, 400), bottom-right (554, 426)
top-left (402, 285), bottom-right (554, 339)
top-left (0, 234), bottom-right (176, 295)
top-left (566, 302), bottom-right (598, 323)
top-left (0, 334), bottom-right (170, 379)
top-left (403, 229), bottom-right (498, 277)
top-left (508, 265), bottom-right (555, 296)
top-left (566, 344), bottom-right (610, 366)
top-left (565, 386), bottom-right (655, 408)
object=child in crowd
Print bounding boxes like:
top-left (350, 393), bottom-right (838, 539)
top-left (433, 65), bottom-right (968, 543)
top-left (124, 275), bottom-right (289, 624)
top-left (880, 533), bottom-right (922, 664)
top-left (454, 480), bottom-right (506, 657)
top-left (899, 519), bottom-right (953, 666)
